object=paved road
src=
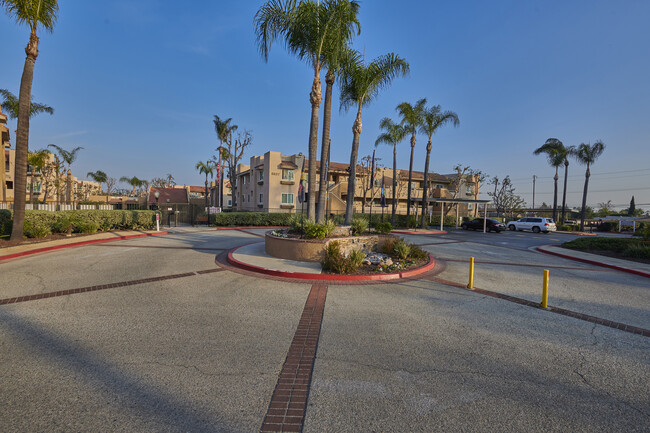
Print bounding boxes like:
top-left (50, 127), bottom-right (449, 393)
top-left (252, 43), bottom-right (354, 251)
top-left (1, 228), bottom-right (648, 432)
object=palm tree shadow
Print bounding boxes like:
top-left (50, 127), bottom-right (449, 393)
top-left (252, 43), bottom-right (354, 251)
top-left (0, 309), bottom-right (236, 432)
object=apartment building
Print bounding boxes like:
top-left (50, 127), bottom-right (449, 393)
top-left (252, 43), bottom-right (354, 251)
top-left (234, 151), bottom-right (480, 217)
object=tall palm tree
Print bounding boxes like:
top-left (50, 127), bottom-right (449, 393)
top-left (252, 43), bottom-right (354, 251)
top-left (195, 160), bottom-right (215, 208)
top-left (2, 0), bottom-right (59, 241)
top-left (120, 176), bottom-right (144, 197)
top-left (26, 148), bottom-right (49, 203)
top-left (558, 144), bottom-right (576, 224)
top-left (213, 115), bottom-right (237, 208)
top-left (575, 141), bottom-right (605, 231)
top-left (340, 51), bottom-right (409, 224)
top-left (0, 88), bottom-right (54, 119)
top-left (396, 98), bottom-right (427, 221)
top-left (316, 1), bottom-right (360, 223)
top-left (255, 0), bottom-right (361, 220)
top-left (419, 105), bottom-right (459, 228)
top-left (48, 144), bottom-right (82, 205)
top-left (533, 138), bottom-right (565, 221)
top-left (86, 170), bottom-right (109, 203)
top-left (375, 118), bottom-right (406, 225)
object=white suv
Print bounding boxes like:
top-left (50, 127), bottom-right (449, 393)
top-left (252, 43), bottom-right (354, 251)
top-left (507, 217), bottom-right (557, 233)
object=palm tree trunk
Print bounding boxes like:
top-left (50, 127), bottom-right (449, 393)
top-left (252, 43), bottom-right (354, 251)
top-left (561, 160), bottom-right (569, 223)
top-left (344, 109), bottom-right (362, 225)
top-left (391, 144), bottom-right (397, 225)
top-left (406, 134), bottom-right (416, 221)
top-left (10, 33), bottom-right (39, 241)
top-left (420, 141), bottom-right (432, 228)
top-left (217, 142), bottom-right (222, 209)
top-left (204, 174), bottom-right (209, 209)
top-left (66, 170), bottom-right (72, 205)
top-left (316, 70), bottom-right (334, 223)
top-left (552, 167), bottom-right (559, 221)
top-left (307, 74), bottom-right (322, 221)
top-left (579, 165), bottom-right (590, 231)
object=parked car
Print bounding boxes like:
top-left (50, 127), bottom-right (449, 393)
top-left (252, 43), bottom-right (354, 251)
top-left (507, 217), bottom-right (557, 233)
top-left (461, 218), bottom-right (506, 233)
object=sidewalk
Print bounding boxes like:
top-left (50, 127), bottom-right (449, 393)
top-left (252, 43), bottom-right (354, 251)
top-left (537, 244), bottom-right (650, 278)
top-left (0, 230), bottom-right (168, 261)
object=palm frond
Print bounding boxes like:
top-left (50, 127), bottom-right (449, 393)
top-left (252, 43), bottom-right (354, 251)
top-left (1, 0), bottom-right (59, 33)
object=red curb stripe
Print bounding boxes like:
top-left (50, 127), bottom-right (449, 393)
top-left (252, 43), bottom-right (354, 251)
top-left (260, 282), bottom-right (327, 433)
top-left (392, 230), bottom-right (447, 235)
top-left (425, 275), bottom-right (650, 338)
top-left (0, 232), bottom-right (170, 262)
top-left (216, 226), bottom-right (288, 230)
top-left (537, 245), bottom-right (650, 279)
top-left (0, 268), bottom-right (224, 305)
top-left (227, 245), bottom-right (436, 282)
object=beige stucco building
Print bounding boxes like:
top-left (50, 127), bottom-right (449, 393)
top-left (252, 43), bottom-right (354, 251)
top-left (234, 150), bottom-right (481, 217)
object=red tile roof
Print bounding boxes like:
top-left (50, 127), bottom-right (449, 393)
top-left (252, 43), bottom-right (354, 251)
top-left (149, 187), bottom-right (188, 204)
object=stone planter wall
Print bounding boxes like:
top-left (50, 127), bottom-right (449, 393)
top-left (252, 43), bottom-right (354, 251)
top-left (265, 231), bottom-right (398, 262)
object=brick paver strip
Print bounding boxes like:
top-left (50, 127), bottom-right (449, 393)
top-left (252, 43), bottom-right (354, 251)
top-left (95, 244), bottom-right (227, 251)
top-left (0, 268), bottom-right (225, 305)
top-left (260, 282), bottom-right (328, 433)
top-left (425, 275), bottom-right (650, 337)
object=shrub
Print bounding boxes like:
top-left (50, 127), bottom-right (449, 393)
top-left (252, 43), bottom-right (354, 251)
top-left (0, 209), bottom-right (12, 237)
top-left (375, 221), bottom-right (392, 234)
top-left (23, 220), bottom-right (51, 238)
top-left (623, 244), bottom-right (650, 260)
top-left (381, 237), bottom-right (397, 254)
top-left (408, 244), bottom-right (428, 259)
top-left (211, 212), bottom-right (293, 227)
top-left (562, 237), bottom-right (641, 252)
top-left (351, 216), bottom-right (369, 235)
top-left (322, 241), bottom-right (365, 274)
top-left (393, 238), bottom-right (412, 260)
top-left (596, 222), bottom-right (617, 232)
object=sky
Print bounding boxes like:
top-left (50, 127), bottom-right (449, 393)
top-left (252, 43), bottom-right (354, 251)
top-left (1, 0), bottom-right (649, 211)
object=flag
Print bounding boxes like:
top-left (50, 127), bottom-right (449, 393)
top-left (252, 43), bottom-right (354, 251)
top-left (370, 149), bottom-right (376, 186)
top-left (380, 172), bottom-right (386, 207)
top-left (298, 158), bottom-right (307, 203)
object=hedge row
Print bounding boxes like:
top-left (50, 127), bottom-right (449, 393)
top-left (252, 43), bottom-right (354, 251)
top-left (208, 211), bottom-right (462, 228)
top-left (0, 209), bottom-right (159, 238)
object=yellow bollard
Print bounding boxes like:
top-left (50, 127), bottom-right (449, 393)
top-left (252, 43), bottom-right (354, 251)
top-left (467, 257), bottom-right (475, 289)
top-left (541, 269), bottom-right (549, 308)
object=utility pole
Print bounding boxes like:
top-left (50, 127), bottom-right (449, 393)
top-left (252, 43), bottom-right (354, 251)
top-left (532, 175), bottom-right (537, 215)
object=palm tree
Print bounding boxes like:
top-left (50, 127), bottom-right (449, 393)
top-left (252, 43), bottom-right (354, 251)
top-left (575, 141), bottom-right (605, 231)
top-left (48, 144), bottom-right (82, 205)
top-left (375, 118), bottom-right (406, 225)
top-left (26, 148), bottom-right (49, 203)
top-left (533, 138), bottom-right (565, 221)
top-left (0, 88), bottom-right (53, 119)
top-left (340, 51), bottom-right (409, 224)
top-left (558, 144), bottom-right (576, 224)
top-left (419, 105), bottom-right (459, 228)
top-left (195, 160), bottom-right (215, 208)
top-left (396, 98), bottom-right (427, 221)
top-left (120, 176), bottom-right (144, 197)
top-left (2, 0), bottom-right (59, 241)
top-left (213, 115), bottom-right (237, 208)
top-left (255, 0), bottom-right (361, 220)
top-left (315, 1), bottom-right (360, 223)
top-left (86, 170), bottom-right (109, 203)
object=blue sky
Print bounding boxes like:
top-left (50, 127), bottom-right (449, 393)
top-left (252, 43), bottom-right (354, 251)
top-left (1, 0), bottom-right (649, 210)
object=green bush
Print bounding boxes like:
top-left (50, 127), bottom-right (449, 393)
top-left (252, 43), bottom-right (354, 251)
top-left (562, 237), bottom-right (645, 252)
top-left (393, 239), bottom-right (412, 260)
top-left (211, 212), bottom-right (293, 227)
top-left (0, 210), bottom-right (158, 238)
top-left (623, 244), bottom-right (650, 259)
top-left (409, 244), bottom-right (428, 259)
top-left (351, 216), bottom-right (369, 235)
top-left (304, 219), bottom-right (334, 239)
top-left (596, 222), bottom-right (617, 232)
top-left (375, 221), bottom-right (392, 234)
top-left (321, 241), bottom-right (365, 274)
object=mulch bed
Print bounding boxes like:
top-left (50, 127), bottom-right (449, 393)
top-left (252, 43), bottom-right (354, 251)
top-left (321, 256), bottom-right (429, 276)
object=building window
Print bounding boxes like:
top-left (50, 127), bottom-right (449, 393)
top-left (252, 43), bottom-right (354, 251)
top-left (468, 203), bottom-right (473, 210)
top-left (466, 185), bottom-right (473, 195)
top-left (282, 169), bottom-right (294, 181)
top-left (247, 194), bottom-right (251, 203)
top-left (281, 193), bottom-right (294, 205)
top-left (6, 181), bottom-right (13, 190)
top-left (436, 184), bottom-right (444, 189)
top-left (259, 193), bottom-right (263, 204)
top-left (258, 170), bottom-right (264, 182)
top-left (227, 199), bottom-right (232, 206)
top-left (242, 176), bottom-right (247, 185)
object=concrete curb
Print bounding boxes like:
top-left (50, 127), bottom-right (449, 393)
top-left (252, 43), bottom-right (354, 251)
top-left (216, 226), bottom-right (288, 230)
top-left (537, 244), bottom-right (650, 279)
top-left (392, 230), bottom-right (447, 235)
top-left (226, 246), bottom-right (436, 281)
top-left (0, 231), bottom-right (169, 262)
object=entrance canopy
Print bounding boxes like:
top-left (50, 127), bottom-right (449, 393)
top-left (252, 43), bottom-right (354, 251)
top-left (424, 198), bottom-right (492, 232)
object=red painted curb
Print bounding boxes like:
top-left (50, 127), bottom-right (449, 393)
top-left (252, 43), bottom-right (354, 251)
top-left (0, 231), bottom-right (169, 262)
top-left (216, 226), bottom-right (288, 230)
top-left (227, 246), bottom-right (436, 281)
top-left (537, 245), bottom-right (650, 279)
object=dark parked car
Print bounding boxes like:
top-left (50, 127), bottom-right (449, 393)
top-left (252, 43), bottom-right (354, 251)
top-left (461, 218), bottom-right (506, 233)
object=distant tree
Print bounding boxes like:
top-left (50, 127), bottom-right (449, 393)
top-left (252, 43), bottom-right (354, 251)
top-left (120, 176), bottom-right (145, 196)
top-left (0, 89), bottom-right (53, 120)
top-left (445, 165), bottom-right (485, 217)
top-left (488, 176), bottom-right (526, 218)
top-left (375, 117), bottom-right (407, 225)
top-left (26, 148), bottom-right (50, 203)
top-left (358, 154), bottom-right (382, 213)
top-left (575, 141), bottom-right (606, 231)
top-left (396, 98), bottom-right (426, 222)
top-left (150, 175), bottom-right (175, 188)
top-left (224, 130), bottom-right (253, 208)
top-left (213, 115), bottom-right (237, 208)
top-left (629, 196), bottom-right (636, 216)
top-left (533, 138), bottom-right (565, 222)
top-left (105, 177), bottom-right (116, 200)
top-left (3, 0), bottom-right (59, 240)
top-left (86, 170), bottom-right (110, 203)
top-left (48, 144), bottom-right (83, 205)
top-left (195, 160), bottom-right (215, 208)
